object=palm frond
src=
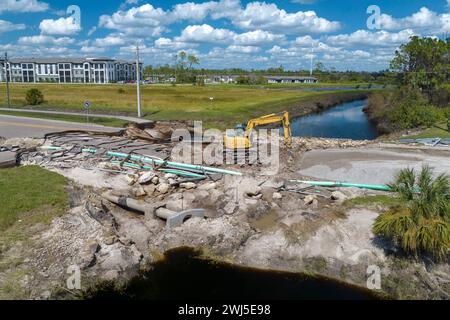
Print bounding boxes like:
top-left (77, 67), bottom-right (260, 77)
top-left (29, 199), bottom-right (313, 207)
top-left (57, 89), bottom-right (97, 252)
top-left (374, 166), bottom-right (450, 261)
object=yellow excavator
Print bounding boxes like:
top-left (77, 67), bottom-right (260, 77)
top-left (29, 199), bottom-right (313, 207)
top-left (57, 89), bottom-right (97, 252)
top-left (224, 111), bottom-right (292, 149)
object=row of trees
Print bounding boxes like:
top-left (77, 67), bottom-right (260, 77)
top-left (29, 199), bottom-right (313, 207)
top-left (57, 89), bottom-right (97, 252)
top-left (143, 51), bottom-right (200, 84)
top-left (366, 36), bottom-right (450, 132)
top-left (390, 36), bottom-right (450, 106)
top-left (142, 52), bottom-right (397, 84)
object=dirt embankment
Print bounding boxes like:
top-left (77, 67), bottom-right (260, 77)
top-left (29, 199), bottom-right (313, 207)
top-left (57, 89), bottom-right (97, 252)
top-left (287, 91), bottom-right (370, 119)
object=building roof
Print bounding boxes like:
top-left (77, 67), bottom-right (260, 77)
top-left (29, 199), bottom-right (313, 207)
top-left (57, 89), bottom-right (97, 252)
top-left (3, 57), bottom-right (137, 64)
top-left (264, 75), bottom-right (318, 80)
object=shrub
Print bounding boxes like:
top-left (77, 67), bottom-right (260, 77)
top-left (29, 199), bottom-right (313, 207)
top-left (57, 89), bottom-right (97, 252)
top-left (236, 76), bottom-right (251, 85)
top-left (369, 87), bottom-right (446, 131)
top-left (25, 88), bottom-right (44, 105)
top-left (196, 77), bottom-right (205, 86)
top-left (373, 166), bottom-right (450, 261)
top-left (387, 103), bottom-right (444, 130)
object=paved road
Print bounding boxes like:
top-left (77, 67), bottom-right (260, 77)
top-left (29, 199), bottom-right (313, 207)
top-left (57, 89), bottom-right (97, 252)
top-left (0, 114), bottom-right (120, 139)
top-left (0, 107), bottom-right (150, 124)
top-left (298, 146), bottom-right (450, 185)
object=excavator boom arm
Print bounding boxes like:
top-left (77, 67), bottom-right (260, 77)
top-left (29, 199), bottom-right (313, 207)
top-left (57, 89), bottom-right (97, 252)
top-left (244, 112), bottom-right (292, 147)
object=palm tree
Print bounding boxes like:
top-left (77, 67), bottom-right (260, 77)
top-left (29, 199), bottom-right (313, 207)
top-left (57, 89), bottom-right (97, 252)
top-left (187, 54), bottom-right (200, 70)
top-left (373, 166), bottom-right (450, 261)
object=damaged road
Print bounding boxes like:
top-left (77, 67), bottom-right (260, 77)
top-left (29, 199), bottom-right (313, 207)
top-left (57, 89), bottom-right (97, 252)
top-left (0, 129), bottom-right (449, 300)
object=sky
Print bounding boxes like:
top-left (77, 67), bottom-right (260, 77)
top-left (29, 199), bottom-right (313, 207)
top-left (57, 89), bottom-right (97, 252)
top-left (0, 0), bottom-right (449, 71)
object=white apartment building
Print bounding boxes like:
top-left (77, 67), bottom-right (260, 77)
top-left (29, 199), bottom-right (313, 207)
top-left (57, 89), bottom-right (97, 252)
top-left (0, 57), bottom-right (142, 84)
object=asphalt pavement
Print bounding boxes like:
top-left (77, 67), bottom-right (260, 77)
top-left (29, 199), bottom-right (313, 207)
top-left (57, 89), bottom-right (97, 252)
top-left (0, 114), bottom-right (120, 139)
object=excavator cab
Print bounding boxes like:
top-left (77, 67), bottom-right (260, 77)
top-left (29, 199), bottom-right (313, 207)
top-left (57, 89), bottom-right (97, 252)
top-left (224, 112), bottom-right (292, 150)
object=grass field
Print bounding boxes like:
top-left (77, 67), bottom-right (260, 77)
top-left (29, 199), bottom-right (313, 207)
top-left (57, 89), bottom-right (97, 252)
top-left (343, 195), bottom-right (400, 208)
top-left (0, 166), bottom-right (68, 233)
top-left (0, 166), bottom-right (68, 299)
top-left (407, 123), bottom-right (450, 139)
top-left (0, 83), bottom-right (357, 127)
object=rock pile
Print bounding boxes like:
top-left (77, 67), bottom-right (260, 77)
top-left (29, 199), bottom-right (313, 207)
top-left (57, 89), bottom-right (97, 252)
top-left (292, 137), bottom-right (371, 151)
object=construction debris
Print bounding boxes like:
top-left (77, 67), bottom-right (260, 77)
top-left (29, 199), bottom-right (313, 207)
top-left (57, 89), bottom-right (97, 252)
top-left (0, 151), bottom-right (17, 168)
top-left (293, 137), bottom-right (371, 151)
top-left (101, 191), bottom-right (205, 229)
top-left (399, 137), bottom-right (450, 147)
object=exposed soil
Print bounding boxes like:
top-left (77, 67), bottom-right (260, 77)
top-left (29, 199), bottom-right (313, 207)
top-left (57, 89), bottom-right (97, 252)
top-left (0, 129), bottom-right (448, 300)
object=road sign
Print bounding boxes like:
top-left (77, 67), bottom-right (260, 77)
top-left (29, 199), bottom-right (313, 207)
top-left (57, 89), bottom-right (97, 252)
top-left (83, 101), bottom-right (91, 109)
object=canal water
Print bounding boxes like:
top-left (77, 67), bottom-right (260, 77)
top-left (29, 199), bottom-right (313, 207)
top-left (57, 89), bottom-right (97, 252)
top-left (89, 248), bottom-right (380, 300)
top-left (290, 99), bottom-right (379, 140)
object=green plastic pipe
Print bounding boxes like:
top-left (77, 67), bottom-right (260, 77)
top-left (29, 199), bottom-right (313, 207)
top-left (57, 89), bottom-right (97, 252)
top-left (40, 146), bottom-right (65, 151)
top-left (110, 161), bottom-right (207, 179)
top-left (290, 180), bottom-right (392, 192)
top-left (83, 149), bottom-right (242, 176)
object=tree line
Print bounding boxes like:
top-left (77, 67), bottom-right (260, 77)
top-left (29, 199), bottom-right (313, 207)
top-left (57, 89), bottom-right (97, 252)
top-left (142, 51), bottom-right (397, 84)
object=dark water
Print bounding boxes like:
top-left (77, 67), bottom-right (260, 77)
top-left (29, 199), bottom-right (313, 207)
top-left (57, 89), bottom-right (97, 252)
top-left (290, 99), bottom-right (379, 140)
top-left (302, 85), bottom-right (385, 92)
top-left (89, 248), bottom-right (380, 300)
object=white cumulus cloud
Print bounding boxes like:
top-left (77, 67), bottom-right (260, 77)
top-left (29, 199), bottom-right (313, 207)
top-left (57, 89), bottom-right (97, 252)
top-left (18, 35), bottom-right (75, 46)
top-left (0, 0), bottom-right (48, 13)
top-left (325, 29), bottom-right (415, 47)
top-left (231, 2), bottom-right (340, 34)
top-left (93, 35), bottom-right (127, 47)
top-left (39, 16), bottom-right (81, 36)
top-left (379, 7), bottom-right (450, 34)
top-left (99, 3), bottom-right (168, 37)
top-left (0, 20), bottom-right (26, 33)
top-left (234, 30), bottom-right (285, 46)
top-left (226, 45), bottom-right (261, 53)
top-left (177, 24), bottom-right (236, 44)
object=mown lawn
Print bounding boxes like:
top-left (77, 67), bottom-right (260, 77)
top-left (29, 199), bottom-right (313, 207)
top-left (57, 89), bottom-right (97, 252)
top-left (0, 83), bottom-right (344, 127)
top-left (0, 166), bottom-right (68, 299)
top-left (0, 166), bottom-right (68, 233)
top-left (343, 195), bottom-right (401, 208)
top-left (406, 122), bottom-right (450, 139)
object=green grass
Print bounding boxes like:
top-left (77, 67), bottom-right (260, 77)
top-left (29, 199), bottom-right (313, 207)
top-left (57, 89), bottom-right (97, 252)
top-left (0, 110), bottom-right (129, 128)
top-left (0, 166), bottom-right (68, 299)
top-left (405, 122), bottom-right (450, 139)
top-left (344, 195), bottom-right (401, 208)
top-left (0, 83), bottom-right (361, 128)
top-left (0, 166), bottom-right (68, 233)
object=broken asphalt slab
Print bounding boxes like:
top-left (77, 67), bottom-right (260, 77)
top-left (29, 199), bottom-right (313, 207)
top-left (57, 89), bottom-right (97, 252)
top-left (0, 151), bottom-right (17, 168)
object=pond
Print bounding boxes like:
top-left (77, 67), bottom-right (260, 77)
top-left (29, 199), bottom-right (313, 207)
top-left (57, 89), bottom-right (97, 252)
top-left (88, 248), bottom-right (381, 300)
top-left (290, 99), bottom-right (379, 140)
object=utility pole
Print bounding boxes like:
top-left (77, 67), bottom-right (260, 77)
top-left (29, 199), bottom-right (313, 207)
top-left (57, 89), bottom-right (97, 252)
top-left (309, 43), bottom-right (314, 77)
top-left (4, 52), bottom-right (11, 108)
top-left (136, 43), bottom-right (142, 118)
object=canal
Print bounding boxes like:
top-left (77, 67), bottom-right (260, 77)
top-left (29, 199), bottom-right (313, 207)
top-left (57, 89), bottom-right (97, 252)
top-left (290, 99), bottom-right (379, 140)
top-left (88, 248), bottom-right (381, 300)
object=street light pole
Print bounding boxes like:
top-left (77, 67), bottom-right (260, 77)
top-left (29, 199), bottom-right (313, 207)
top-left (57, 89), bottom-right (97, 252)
top-left (4, 52), bottom-right (11, 108)
top-left (136, 43), bottom-right (142, 118)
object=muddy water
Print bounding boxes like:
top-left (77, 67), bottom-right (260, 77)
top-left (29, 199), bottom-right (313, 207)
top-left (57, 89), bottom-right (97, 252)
top-left (88, 247), bottom-right (381, 300)
top-left (290, 99), bottom-right (379, 140)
